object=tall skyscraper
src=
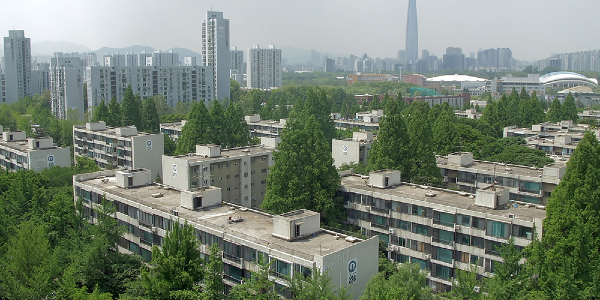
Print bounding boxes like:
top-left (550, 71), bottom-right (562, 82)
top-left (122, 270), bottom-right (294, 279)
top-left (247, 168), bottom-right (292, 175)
top-left (3, 30), bottom-right (32, 103)
top-left (246, 45), bottom-right (282, 89)
top-left (50, 57), bottom-right (84, 119)
top-left (202, 11), bottom-right (230, 101)
top-left (405, 0), bottom-right (418, 63)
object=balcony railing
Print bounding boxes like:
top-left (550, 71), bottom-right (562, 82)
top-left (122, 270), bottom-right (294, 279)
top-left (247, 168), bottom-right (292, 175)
top-left (370, 206), bottom-right (390, 215)
top-left (223, 274), bottom-right (242, 284)
top-left (432, 237), bottom-right (454, 246)
top-left (371, 222), bottom-right (390, 230)
top-left (223, 253), bottom-right (242, 263)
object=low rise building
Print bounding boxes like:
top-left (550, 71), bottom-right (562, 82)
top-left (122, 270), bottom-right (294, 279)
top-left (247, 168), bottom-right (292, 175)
top-left (347, 74), bottom-right (397, 85)
top-left (503, 121), bottom-right (599, 157)
top-left (0, 127), bottom-right (70, 172)
top-left (437, 152), bottom-right (565, 206)
top-left (332, 131), bottom-right (373, 168)
top-left (73, 122), bottom-right (164, 178)
top-left (578, 110), bottom-right (600, 120)
top-left (161, 144), bottom-right (274, 208)
top-left (74, 169), bottom-right (378, 299)
top-left (160, 120), bottom-right (186, 142)
top-left (491, 74), bottom-right (544, 96)
top-left (455, 108), bottom-right (482, 120)
top-left (340, 169), bottom-right (545, 292)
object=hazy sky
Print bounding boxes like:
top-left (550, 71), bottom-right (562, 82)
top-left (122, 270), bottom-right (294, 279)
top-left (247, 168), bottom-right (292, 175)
top-left (2, 0), bottom-right (599, 62)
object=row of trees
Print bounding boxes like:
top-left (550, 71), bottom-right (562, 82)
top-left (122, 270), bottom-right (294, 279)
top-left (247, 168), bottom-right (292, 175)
top-left (175, 101), bottom-right (252, 155)
top-left (91, 86), bottom-right (161, 133)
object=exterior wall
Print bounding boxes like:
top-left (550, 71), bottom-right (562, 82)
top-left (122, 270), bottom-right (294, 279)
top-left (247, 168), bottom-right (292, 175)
top-left (246, 46), bottom-right (282, 89)
top-left (341, 181), bottom-right (544, 292)
top-left (28, 147), bottom-right (71, 172)
top-left (3, 30), bottom-right (32, 103)
top-left (332, 139), bottom-right (371, 168)
top-left (131, 134), bottom-right (164, 178)
top-left (50, 57), bottom-right (84, 119)
top-left (86, 65), bottom-right (213, 109)
top-left (162, 149), bottom-right (273, 208)
top-left (319, 237), bottom-right (379, 300)
top-left (203, 11), bottom-right (231, 101)
top-left (73, 125), bottom-right (164, 178)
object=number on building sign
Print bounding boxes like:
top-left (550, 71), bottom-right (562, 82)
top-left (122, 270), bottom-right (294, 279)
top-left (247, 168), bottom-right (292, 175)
top-left (347, 258), bottom-right (357, 285)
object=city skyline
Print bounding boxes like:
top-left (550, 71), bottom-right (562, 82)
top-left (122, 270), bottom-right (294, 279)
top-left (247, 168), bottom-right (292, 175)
top-left (1, 0), bottom-right (600, 62)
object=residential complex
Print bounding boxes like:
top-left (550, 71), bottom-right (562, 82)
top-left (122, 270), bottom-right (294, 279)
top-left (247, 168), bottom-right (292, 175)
top-left (503, 120), bottom-right (598, 157)
top-left (74, 168), bottom-right (378, 299)
top-left (50, 57), bottom-right (85, 119)
top-left (230, 47), bottom-right (244, 86)
top-left (202, 11), bottom-right (231, 101)
top-left (3, 30), bottom-right (32, 103)
top-left (535, 50), bottom-right (600, 72)
top-left (0, 126), bottom-right (70, 172)
top-left (340, 169), bottom-right (545, 292)
top-left (161, 144), bottom-right (274, 208)
top-left (332, 131), bottom-right (373, 168)
top-left (85, 65), bottom-right (213, 108)
top-left (246, 45), bottom-right (282, 90)
top-left (437, 152), bottom-right (565, 206)
top-left (73, 122), bottom-right (164, 178)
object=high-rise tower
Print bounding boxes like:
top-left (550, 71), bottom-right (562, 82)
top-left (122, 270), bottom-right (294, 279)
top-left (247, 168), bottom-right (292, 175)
top-left (202, 11), bottom-right (231, 101)
top-left (405, 0), bottom-right (418, 63)
top-left (3, 30), bottom-right (32, 103)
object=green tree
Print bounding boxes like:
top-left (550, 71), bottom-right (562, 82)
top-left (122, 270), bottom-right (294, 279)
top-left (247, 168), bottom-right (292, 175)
top-left (288, 267), bottom-right (349, 300)
top-left (142, 97), bottom-right (160, 133)
top-left (432, 112), bottom-right (459, 155)
top-left (445, 263), bottom-right (484, 300)
top-left (203, 243), bottom-right (225, 300)
top-left (91, 99), bottom-right (109, 122)
top-left (225, 102), bottom-right (251, 148)
top-left (141, 221), bottom-right (204, 299)
top-left (164, 134), bottom-right (177, 156)
top-left (369, 95), bottom-right (380, 110)
top-left (546, 98), bottom-right (563, 122)
top-left (0, 221), bottom-right (59, 300)
top-left (405, 101), bottom-right (442, 186)
top-left (561, 92), bottom-right (578, 122)
top-left (209, 100), bottom-right (228, 146)
top-left (151, 95), bottom-right (170, 117)
top-left (360, 263), bottom-right (432, 300)
top-left (121, 86), bottom-right (142, 128)
top-left (229, 256), bottom-right (277, 300)
top-left (176, 101), bottom-right (211, 154)
top-left (485, 238), bottom-right (528, 300)
top-left (107, 96), bottom-right (122, 127)
top-left (368, 100), bottom-right (410, 175)
top-left (291, 87), bottom-right (337, 143)
top-left (536, 131), bottom-right (600, 298)
top-left (261, 116), bottom-right (342, 224)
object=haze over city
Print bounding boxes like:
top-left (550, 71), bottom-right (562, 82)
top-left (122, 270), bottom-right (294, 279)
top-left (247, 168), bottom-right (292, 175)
top-left (2, 0), bottom-right (599, 61)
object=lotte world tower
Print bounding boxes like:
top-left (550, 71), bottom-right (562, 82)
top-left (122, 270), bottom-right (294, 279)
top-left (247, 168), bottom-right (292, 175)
top-left (405, 0), bottom-right (418, 63)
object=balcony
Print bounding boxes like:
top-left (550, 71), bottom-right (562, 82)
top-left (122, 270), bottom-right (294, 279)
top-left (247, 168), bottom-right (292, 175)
top-left (432, 237), bottom-right (454, 247)
top-left (371, 222), bottom-right (390, 230)
top-left (223, 253), bottom-right (242, 264)
top-left (370, 206), bottom-right (390, 215)
top-left (223, 274), bottom-right (241, 284)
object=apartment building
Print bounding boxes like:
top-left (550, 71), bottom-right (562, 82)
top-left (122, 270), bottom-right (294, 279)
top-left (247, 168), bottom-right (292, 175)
top-left (74, 169), bottom-right (378, 299)
top-left (0, 127), bottom-right (70, 172)
top-left (340, 170), bottom-right (545, 292)
top-left (160, 120), bottom-right (186, 142)
top-left (202, 11), bottom-right (231, 101)
top-left (245, 115), bottom-right (286, 138)
top-left (162, 144), bottom-right (274, 208)
top-left (579, 110), bottom-right (600, 120)
top-left (332, 131), bottom-right (373, 168)
top-left (3, 30), bottom-right (32, 103)
top-left (246, 45), bottom-right (282, 90)
top-left (73, 122), bottom-right (164, 178)
top-left (86, 65), bottom-right (213, 109)
top-left (503, 120), bottom-right (599, 157)
top-left (437, 152), bottom-right (565, 206)
top-left (454, 108), bottom-right (482, 120)
top-left (50, 57), bottom-right (85, 119)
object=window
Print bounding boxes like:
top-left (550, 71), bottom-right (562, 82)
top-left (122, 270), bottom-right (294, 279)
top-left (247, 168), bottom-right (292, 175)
top-left (471, 236), bottom-right (485, 249)
top-left (435, 247), bottom-right (453, 263)
top-left (275, 259), bottom-right (291, 278)
top-left (457, 214), bottom-right (471, 227)
top-left (412, 257), bottom-right (428, 270)
top-left (486, 220), bottom-right (510, 239)
top-left (261, 168), bottom-right (267, 173)
top-left (472, 217), bottom-right (485, 230)
top-left (434, 211), bottom-right (454, 227)
top-left (414, 224), bottom-right (429, 236)
top-left (261, 157), bottom-right (267, 161)
top-left (456, 251), bottom-right (470, 263)
top-left (513, 225), bottom-right (533, 240)
top-left (433, 264), bottom-right (452, 280)
top-left (227, 175), bottom-right (231, 179)
top-left (435, 229), bottom-right (454, 245)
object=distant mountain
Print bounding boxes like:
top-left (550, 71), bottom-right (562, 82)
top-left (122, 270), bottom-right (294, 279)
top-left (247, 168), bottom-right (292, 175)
top-left (32, 40), bottom-right (91, 55)
top-left (94, 45), bottom-right (155, 55)
top-left (167, 47), bottom-right (202, 60)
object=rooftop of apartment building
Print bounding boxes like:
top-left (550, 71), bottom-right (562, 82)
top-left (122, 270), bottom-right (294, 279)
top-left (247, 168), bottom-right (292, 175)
top-left (334, 131), bottom-right (374, 144)
top-left (341, 173), bottom-right (547, 222)
top-left (436, 152), bottom-right (567, 183)
top-left (76, 170), bottom-right (366, 260)
top-left (74, 121), bottom-right (159, 137)
top-left (0, 128), bottom-right (62, 152)
top-left (170, 144), bottom-right (274, 163)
